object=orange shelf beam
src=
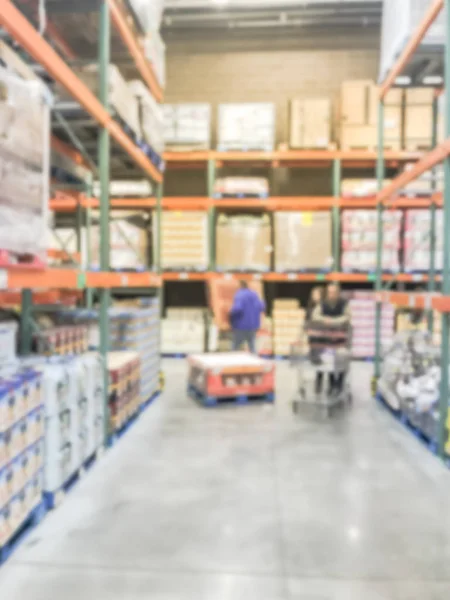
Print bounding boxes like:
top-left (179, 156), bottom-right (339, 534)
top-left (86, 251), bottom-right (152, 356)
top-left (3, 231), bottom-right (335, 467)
top-left (381, 291), bottom-right (450, 313)
top-left (162, 197), bottom-right (210, 211)
top-left (379, 0), bottom-right (444, 98)
top-left (0, 0), bottom-right (162, 183)
top-left (108, 0), bottom-right (163, 103)
top-left (85, 271), bottom-right (161, 288)
top-left (51, 136), bottom-right (91, 171)
top-left (48, 249), bottom-right (81, 263)
top-left (6, 269), bottom-right (80, 290)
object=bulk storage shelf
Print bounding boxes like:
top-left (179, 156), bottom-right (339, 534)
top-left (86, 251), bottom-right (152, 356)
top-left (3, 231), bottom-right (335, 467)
top-left (161, 272), bottom-right (436, 283)
top-left (375, 0), bottom-right (450, 458)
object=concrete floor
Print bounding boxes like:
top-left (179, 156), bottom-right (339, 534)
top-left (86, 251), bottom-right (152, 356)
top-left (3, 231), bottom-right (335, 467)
top-left (1, 360), bottom-right (450, 598)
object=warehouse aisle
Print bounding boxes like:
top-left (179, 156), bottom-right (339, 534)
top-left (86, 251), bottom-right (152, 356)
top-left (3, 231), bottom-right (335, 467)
top-left (1, 361), bottom-right (450, 599)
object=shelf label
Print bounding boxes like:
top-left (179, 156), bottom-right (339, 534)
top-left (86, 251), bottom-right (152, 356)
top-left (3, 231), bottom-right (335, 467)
top-left (120, 275), bottom-right (129, 287)
top-left (287, 273), bottom-right (297, 281)
top-left (224, 273), bottom-right (233, 280)
top-left (408, 296), bottom-right (416, 308)
top-left (179, 273), bottom-right (189, 280)
top-left (412, 274), bottom-right (424, 282)
top-left (0, 270), bottom-right (7, 290)
top-left (367, 274), bottom-right (377, 282)
top-left (316, 274), bottom-right (326, 281)
top-left (253, 274), bottom-right (262, 281)
top-left (424, 295), bottom-right (433, 311)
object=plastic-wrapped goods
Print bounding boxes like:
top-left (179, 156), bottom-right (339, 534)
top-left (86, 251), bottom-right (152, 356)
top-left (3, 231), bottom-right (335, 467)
top-left (404, 209), bottom-right (443, 272)
top-left (93, 180), bottom-right (153, 198)
top-left (35, 325), bottom-right (89, 356)
top-left (216, 214), bottom-right (271, 272)
top-left (349, 292), bottom-right (395, 359)
top-left (341, 179), bottom-right (392, 198)
top-left (214, 177), bottom-right (269, 198)
top-left (0, 366), bottom-right (44, 548)
top-left (129, 80), bottom-right (164, 155)
top-left (274, 212), bottom-right (332, 272)
top-left (71, 65), bottom-right (140, 137)
top-left (143, 30), bottom-right (166, 89)
top-left (128, 0), bottom-right (165, 33)
top-left (218, 103), bottom-right (275, 151)
top-left (163, 104), bottom-right (211, 150)
top-left (160, 211), bottom-right (209, 270)
top-left (0, 321), bottom-right (18, 366)
top-left (162, 308), bottom-right (207, 355)
top-left (0, 67), bottom-right (50, 259)
top-left (341, 210), bottom-right (402, 272)
top-left (401, 163), bottom-right (443, 195)
top-left (379, 0), bottom-right (445, 84)
top-left (272, 300), bottom-right (306, 357)
top-left (107, 352), bottom-right (141, 434)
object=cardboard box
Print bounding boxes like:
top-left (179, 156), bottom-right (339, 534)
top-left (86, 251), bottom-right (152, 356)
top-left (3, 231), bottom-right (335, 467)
top-left (160, 211), bottom-right (209, 270)
top-left (289, 98), bottom-right (331, 149)
top-left (218, 103), bottom-right (275, 151)
top-left (340, 80), bottom-right (376, 126)
top-left (216, 214), bottom-right (272, 272)
top-left (274, 212), bottom-right (332, 271)
top-left (340, 125), bottom-right (377, 150)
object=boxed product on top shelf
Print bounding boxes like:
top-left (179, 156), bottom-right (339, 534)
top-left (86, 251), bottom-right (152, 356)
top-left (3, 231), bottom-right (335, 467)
top-left (341, 179), bottom-right (392, 198)
top-left (216, 214), bottom-right (271, 272)
top-left (163, 104), bottom-right (211, 150)
top-left (341, 209), bottom-right (402, 272)
top-left (377, 331), bottom-right (446, 450)
top-left (160, 211), bottom-right (209, 270)
top-left (379, 0), bottom-right (445, 85)
top-left (214, 177), bottom-right (269, 198)
top-left (162, 308), bottom-right (207, 355)
top-left (143, 29), bottom-right (166, 90)
top-left (0, 65), bottom-right (50, 262)
top-left (67, 65), bottom-right (140, 138)
top-left (274, 212), bottom-right (332, 272)
top-left (272, 299), bottom-right (306, 357)
top-left (129, 81), bottom-right (164, 156)
top-left (107, 351), bottom-right (141, 434)
top-left (0, 364), bottom-right (44, 548)
top-left (128, 0), bottom-right (165, 32)
top-left (348, 292), bottom-right (395, 359)
top-left (217, 103), bottom-right (275, 152)
top-left (404, 209), bottom-right (443, 272)
top-left (289, 97), bottom-right (331, 149)
top-left (404, 88), bottom-right (434, 151)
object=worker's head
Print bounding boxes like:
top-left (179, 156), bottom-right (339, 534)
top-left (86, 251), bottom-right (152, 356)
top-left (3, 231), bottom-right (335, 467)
top-left (239, 280), bottom-right (248, 289)
top-left (326, 283), bottom-right (341, 304)
top-left (310, 286), bottom-right (323, 305)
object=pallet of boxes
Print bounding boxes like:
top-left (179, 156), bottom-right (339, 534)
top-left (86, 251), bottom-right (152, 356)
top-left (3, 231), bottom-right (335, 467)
top-left (272, 300), bottom-right (306, 359)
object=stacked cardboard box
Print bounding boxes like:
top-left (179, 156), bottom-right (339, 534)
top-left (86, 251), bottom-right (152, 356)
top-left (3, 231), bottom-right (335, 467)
top-left (289, 98), bottom-right (331, 149)
top-left (162, 308), bottom-right (207, 355)
top-left (163, 104), bottom-right (211, 150)
top-left (36, 325), bottom-right (89, 356)
top-left (214, 177), bottom-right (269, 198)
top-left (272, 299), bottom-right (306, 357)
top-left (404, 209), bottom-right (443, 272)
top-left (274, 212), bottom-right (332, 271)
top-left (216, 214), bottom-right (271, 272)
top-left (130, 80), bottom-right (164, 155)
top-left (161, 211), bottom-right (209, 270)
top-left (218, 103), bottom-right (275, 151)
top-left (341, 210), bottom-right (402, 272)
top-left (107, 352), bottom-right (141, 434)
top-left (349, 292), bottom-right (395, 358)
top-left (404, 88), bottom-right (434, 151)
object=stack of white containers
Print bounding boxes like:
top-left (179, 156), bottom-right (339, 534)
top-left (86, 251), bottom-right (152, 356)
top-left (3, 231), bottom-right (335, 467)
top-left (349, 293), bottom-right (396, 359)
top-left (341, 210), bottom-right (402, 272)
top-left (163, 104), bottom-right (211, 149)
top-left (130, 80), bottom-right (164, 156)
top-left (218, 103), bottom-right (275, 151)
top-left (162, 308), bottom-right (207, 355)
top-left (404, 209), bottom-right (443, 272)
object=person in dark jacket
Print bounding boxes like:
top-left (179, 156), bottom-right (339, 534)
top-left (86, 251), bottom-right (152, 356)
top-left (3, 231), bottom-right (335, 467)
top-left (230, 281), bottom-right (265, 354)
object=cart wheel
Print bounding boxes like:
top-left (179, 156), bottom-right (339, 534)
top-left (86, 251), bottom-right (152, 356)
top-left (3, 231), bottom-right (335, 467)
top-left (292, 399), bottom-right (300, 414)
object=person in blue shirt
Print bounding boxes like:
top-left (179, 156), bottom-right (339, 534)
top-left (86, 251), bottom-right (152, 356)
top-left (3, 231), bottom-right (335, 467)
top-left (229, 281), bottom-right (265, 354)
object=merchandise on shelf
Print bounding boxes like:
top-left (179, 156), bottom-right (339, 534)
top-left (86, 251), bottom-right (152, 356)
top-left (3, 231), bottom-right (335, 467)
top-left (208, 279), bottom-right (264, 331)
top-left (208, 316), bottom-right (273, 356)
top-left (274, 212), bottom-right (332, 272)
top-left (341, 209), bottom-right (402, 272)
top-left (217, 103), bottom-right (275, 151)
top-left (379, 0), bottom-right (445, 84)
top-left (109, 299), bottom-right (160, 404)
top-left (0, 366), bottom-right (44, 548)
top-left (163, 104), bottom-right (211, 150)
top-left (130, 81), bottom-right (164, 155)
top-left (401, 163), bottom-right (443, 195)
top-left (349, 292), bottom-right (395, 358)
top-left (162, 308), bottom-right (207, 355)
top-left (404, 88), bottom-right (434, 151)
top-left (272, 299), bottom-right (306, 357)
top-left (35, 325), bottom-right (89, 356)
top-left (214, 177), bottom-right (269, 198)
top-left (143, 29), bottom-right (166, 89)
top-left (377, 332), bottom-right (447, 450)
top-left (160, 211), bottom-right (209, 270)
top-left (289, 97), bottom-right (331, 149)
top-left (404, 209), bottom-right (443, 272)
top-left (107, 352), bottom-right (141, 433)
top-left (216, 214), bottom-right (272, 272)
top-left (128, 0), bottom-right (165, 32)
top-left (93, 180), bottom-right (153, 198)
top-left (0, 321), bottom-right (18, 366)
top-left (341, 179), bottom-right (392, 198)
top-left (0, 65), bottom-right (50, 260)
top-left (69, 64), bottom-right (140, 137)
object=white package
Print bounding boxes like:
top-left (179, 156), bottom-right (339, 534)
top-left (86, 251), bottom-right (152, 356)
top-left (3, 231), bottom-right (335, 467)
top-left (163, 103), bottom-right (211, 148)
top-left (128, 0), bottom-right (165, 32)
top-left (129, 80), bottom-right (164, 154)
top-left (218, 103), bottom-right (275, 151)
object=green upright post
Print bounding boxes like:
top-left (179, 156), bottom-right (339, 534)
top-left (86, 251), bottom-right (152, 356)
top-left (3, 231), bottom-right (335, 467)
top-left (98, 0), bottom-right (111, 444)
top-left (428, 95), bottom-right (439, 333)
top-left (374, 100), bottom-right (385, 380)
top-left (332, 159), bottom-right (341, 272)
top-left (20, 289), bottom-right (33, 356)
top-left (207, 158), bottom-right (216, 270)
top-left (439, 0), bottom-right (450, 458)
top-left (85, 173), bottom-right (94, 309)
